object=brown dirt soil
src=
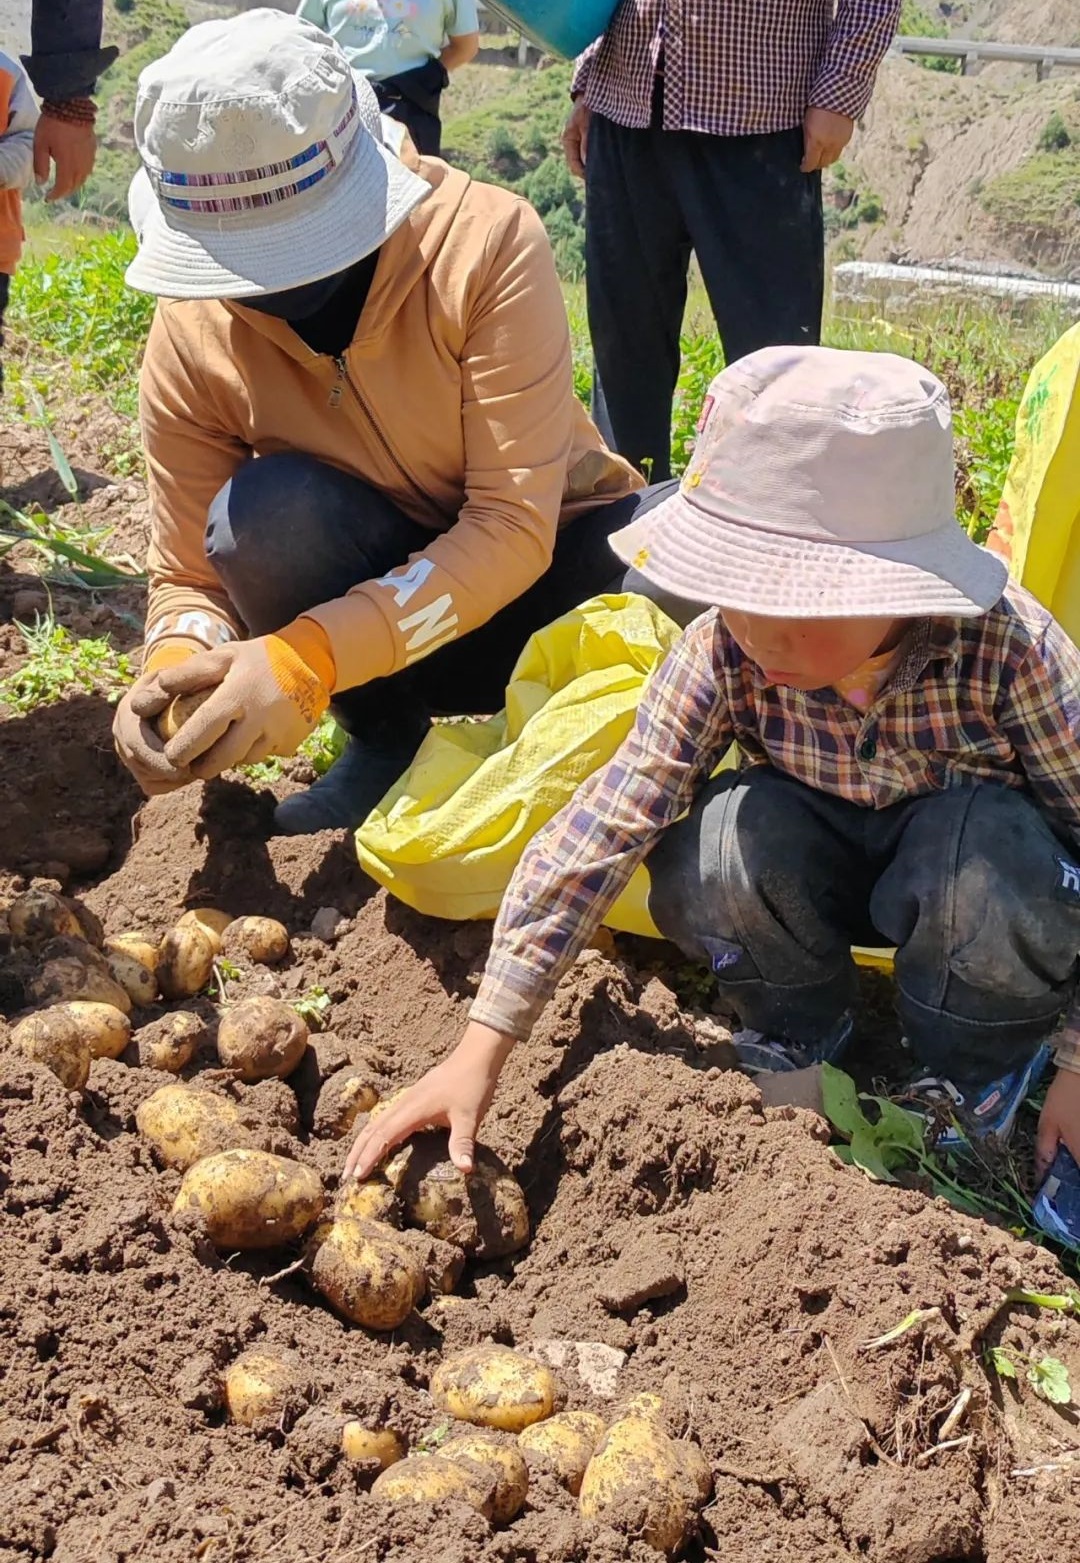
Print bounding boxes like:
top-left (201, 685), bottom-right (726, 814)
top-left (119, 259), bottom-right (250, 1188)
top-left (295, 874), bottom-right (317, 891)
top-left (1, 758), bottom-right (1078, 1563)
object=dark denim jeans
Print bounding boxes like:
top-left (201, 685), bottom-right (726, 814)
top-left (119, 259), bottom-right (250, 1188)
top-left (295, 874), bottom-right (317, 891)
top-left (648, 769), bottom-right (1080, 1086)
top-left (205, 451), bottom-right (683, 733)
top-left (585, 117), bottom-right (824, 481)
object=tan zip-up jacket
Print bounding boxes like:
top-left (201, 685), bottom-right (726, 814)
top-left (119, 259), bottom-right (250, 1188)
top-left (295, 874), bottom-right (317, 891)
top-left (140, 150), bottom-right (642, 693)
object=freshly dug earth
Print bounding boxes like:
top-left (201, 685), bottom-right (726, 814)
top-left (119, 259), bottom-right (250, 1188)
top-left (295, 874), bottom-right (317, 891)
top-left (2, 772), bottom-right (1078, 1563)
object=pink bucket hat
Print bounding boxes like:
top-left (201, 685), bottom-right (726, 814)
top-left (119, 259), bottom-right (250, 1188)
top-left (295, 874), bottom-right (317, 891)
top-left (609, 346), bottom-right (1008, 618)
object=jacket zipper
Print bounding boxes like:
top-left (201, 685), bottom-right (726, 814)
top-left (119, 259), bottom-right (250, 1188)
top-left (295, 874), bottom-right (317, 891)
top-left (329, 353), bottom-right (439, 516)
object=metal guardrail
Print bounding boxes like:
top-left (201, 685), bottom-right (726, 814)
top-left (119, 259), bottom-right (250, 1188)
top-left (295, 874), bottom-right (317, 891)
top-left (893, 36), bottom-right (1080, 81)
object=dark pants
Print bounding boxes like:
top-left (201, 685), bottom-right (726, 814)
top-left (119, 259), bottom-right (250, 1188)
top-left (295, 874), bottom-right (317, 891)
top-left (648, 769), bottom-right (1080, 1087)
top-left (374, 60), bottom-right (448, 156)
top-left (206, 451), bottom-right (678, 735)
top-left (585, 116), bottom-right (824, 481)
top-left (0, 272), bottom-right (9, 394)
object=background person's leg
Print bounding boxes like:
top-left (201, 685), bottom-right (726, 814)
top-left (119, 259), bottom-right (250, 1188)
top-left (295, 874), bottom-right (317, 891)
top-left (585, 113), bottom-right (692, 482)
top-left (870, 785), bottom-right (1080, 1087)
top-left (670, 127), bottom-right (824, 364)
top-left (648, 768), bottom-right (877, 1045)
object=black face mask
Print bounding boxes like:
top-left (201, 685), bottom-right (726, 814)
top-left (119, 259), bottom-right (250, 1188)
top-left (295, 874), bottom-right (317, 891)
top-left (243, 267), bottom-right (353, 321)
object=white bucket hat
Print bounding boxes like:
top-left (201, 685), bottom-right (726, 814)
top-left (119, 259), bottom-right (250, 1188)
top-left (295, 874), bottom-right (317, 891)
top-left (611, 346), bottom-right (1008, 619)
top-left (125, 8), bottom-right (431, 299)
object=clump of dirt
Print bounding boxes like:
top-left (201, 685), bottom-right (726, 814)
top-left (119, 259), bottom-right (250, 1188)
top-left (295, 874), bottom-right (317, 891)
top-left (1, 777), bottom-right (1078, 1563)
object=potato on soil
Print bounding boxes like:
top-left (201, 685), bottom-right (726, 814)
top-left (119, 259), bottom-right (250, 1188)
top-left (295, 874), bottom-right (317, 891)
top-left (221, 916), bottom-right (290, 966)
top-left (63, 897), bottom-right (104, 948)
top-left (137, 1083), bottom-right (256, 1170)
top-left (176, 908), bottom-right (233, 954)
top-left (157, 924), bottom-right (215, 1000)
top-left (313, 1067), bottom-right (380, 1138)
top-left (430, 1346), bottom-right (558, 1433)
top-left (441, 1430), bottom-right (529, 1524)
top-left (395, 1133), bottom-right (530, 1259)
top-left (10, 1008), bottom-right (91, 1091)
top-left (334, 1177), bottom-right (398, 1225)
top-left (578, 1409), bottom-right (713, 1556)
top-left (519, 1410), bottom-right (606, 1495)
top-left (370, 1454), bottom-right (495, 1518)
top-left (156, 688), bottom-right (213, 742)
top-left (134, 1010), bottom-right (206, 1073)
top-left (8, 889), bottom-right (82, 944)
top-left (110, 932), bottom-right (161, 971)
top-left (341, 1422), bottom-right (406, 1472)
top-left (173, 1149), bottom-right (324, 1250)
top-left (310, 1216), bottom-right (425, 1330)
top-left (29, 955), bottom-right (133, 1015)
top-left (103, 941), bottom-right (159, 1007)
top-left (216, 996), bottom-right (308, 1082)
top-left (223, 1348), bottom-right (307, 1430)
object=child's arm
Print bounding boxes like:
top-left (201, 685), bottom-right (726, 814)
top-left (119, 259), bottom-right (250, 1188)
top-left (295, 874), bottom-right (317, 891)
top-left (441, 2), bottom-right (480, 70)
top-left (0, 61), bottom-right (38, 193)
top-left (345, 612), bottom-right (733, 1177)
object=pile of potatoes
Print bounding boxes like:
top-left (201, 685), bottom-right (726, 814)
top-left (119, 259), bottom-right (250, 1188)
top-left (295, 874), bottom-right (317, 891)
top-left (219, 1339), bottom-right (712, 1553)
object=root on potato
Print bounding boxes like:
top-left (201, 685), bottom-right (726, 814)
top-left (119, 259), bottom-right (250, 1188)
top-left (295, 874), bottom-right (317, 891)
top-left (309, 1217), bottom-right (425, 1331)
top-left (371, 1454), bottom-right (495, 1518)
top-left (430, 1346), bottom-right (559, 1433)
top-left (157, 925), bottom-right (215, 1000)
top-left (216, 996), bottom-right (308, 1082)
top-left (221, 916), bottom-right (290, 966)
top-left (173, 1149), bottom-right (324, 1250)
top-left (137, 1083), bottom-right (256, 1170)
top-left (10, 1007), bottom-right (91, 1091)
top-left (395, 1133), bottom-right (530, 1259)
top-left (441, 1430), bottom-right (529, 1524)
top-left (519, 1411), bottom-right (606, 1495)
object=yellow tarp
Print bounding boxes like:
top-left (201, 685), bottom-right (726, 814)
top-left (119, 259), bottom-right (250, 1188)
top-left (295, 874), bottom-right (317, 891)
top-left (988, 321), bottom-right (1080, 641)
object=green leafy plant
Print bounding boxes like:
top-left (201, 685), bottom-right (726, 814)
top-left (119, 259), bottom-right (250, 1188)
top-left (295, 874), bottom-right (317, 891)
top-left (0, 613), bottom-right (134, 714)
top-left (293, 985), bottom-right (332, 1031)
top-left (987, 1345), bottom-right (1073, 1405)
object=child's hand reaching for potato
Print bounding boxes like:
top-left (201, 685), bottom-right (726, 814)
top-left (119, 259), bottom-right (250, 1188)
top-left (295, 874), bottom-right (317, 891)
top-left (1036, 1066), bottom-right (1080, 1178)
top-left (344, 1022), bottom-right (516, 1180)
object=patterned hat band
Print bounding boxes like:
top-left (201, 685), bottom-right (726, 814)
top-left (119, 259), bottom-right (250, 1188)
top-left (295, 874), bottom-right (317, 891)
top-left (147, 88), bottom-right (360, 215)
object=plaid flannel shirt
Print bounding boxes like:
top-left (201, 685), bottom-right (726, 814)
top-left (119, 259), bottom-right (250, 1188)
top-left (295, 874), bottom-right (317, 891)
top-left (472, 585), bottom-right (1080, 1076)
top-left (571, 0), bottom-right (901, 136)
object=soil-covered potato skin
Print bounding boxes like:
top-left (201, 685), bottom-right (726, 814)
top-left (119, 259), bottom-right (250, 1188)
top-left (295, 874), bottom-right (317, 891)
top-left (396, 1132), bottom-right (530, 1259)
top-left (216, 996), bottom-right (308, 1083)
top-left (173, 1149), bottom-right (325, 1251)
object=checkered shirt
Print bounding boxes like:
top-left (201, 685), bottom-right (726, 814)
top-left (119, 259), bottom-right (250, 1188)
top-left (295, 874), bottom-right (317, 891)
top-left (472, 585), bottom-right (1080, 1076)
top-left (571, 0), bottom-right (901, 136)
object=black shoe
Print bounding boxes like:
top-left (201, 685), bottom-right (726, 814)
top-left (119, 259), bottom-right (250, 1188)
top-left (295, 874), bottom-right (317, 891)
top-left (273, 727), bottom-right (428, 836)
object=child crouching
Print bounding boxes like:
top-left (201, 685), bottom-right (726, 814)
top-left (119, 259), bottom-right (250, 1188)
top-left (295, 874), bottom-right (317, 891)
top-left (346, 346), bottom-right (1080, 1246)
top-left (0, 50), bottom-right (37, 397)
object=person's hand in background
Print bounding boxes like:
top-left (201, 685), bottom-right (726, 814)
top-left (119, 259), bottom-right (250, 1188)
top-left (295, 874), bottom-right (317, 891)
top-left (801, 106), bottom-right (853, 173)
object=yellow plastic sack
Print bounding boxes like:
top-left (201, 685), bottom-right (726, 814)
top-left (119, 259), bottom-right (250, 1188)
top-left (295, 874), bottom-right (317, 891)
top-left (988, 321), bottom-right (1080, 641)
top-left (356, 593), bottom-right (895, 969)
top-left (356, 594), bottom-right (680, 935)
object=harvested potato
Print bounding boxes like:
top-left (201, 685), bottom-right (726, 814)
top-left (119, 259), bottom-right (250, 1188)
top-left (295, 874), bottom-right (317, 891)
top-left (216, 996), bottom-right (308, 1082)
top-left (173, 1149), bottom-right (324, 1250)
top-left (11, 1008), bottom-right (91, 1091)
top-left (134, 1010), bottom-right (205, 1073)
top-left (371, 1454), bottom-right (495, 1518)
top-left (62, 1000), bottom-right (131, 1059)
top-left (156, 688), bottom-right (212, 742)
top-left (441, 1430), bottom-right (529, 1524)
top-left (341, 1422), bottom-right (405, 1471)
top-left (8, 889), bottom-right (82, 944)
top-left (137, 1083), bottom-right (255, 1170)
top-left (519, 1411), bottom-right (606, 1495)
top-left (157, 924), bottom-right (215, 1000)
top-left (176, 908), bottom-right (233, 954)
top-left (335, 1178), bottom-right (398, 1225)
top-left (221, 916), bottom-right (290, 966)
top-left (29, 956), bottom-right (132, 1015)
top-left (63, 898), bottom-right (104, 948)
top-left (224, 1348), bottom-right (305, 1430)
top-left (309, 1216), bottom-right (425, 1330)
top-left (110, 932), bottom-right (161, 971)
top-left (578, 1408), bottom-right (713, 1556)
top-left (395, 1134), bottom-right (530, 1260)
top-left (430, 1347), bottom-right (558, 1433)
top-left (313, 1068), bottom-right (380, 1138)
top-left (104, 941), bottom-right (159, 1007)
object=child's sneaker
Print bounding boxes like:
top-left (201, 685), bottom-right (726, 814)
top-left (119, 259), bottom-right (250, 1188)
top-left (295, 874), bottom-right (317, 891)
top-left (731, 1012), bottom-right (854, 1076)
top-left (902, 1043), bottom-right (1052, 1149)
top-left (1032, 1145), bottom-right (1080, 1250)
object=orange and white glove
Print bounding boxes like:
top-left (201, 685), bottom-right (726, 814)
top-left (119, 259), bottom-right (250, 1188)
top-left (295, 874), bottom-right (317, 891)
top-left (114, 638), bottom-right (203, 797)
top-left (127, 621), bottom-right (335, 782)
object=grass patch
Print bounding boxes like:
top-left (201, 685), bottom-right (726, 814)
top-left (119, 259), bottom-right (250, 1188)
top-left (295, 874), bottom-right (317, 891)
top-left (981, 150), bottom-right (1080, 234)
top-left (0, 612), bottom-right (134, 715)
